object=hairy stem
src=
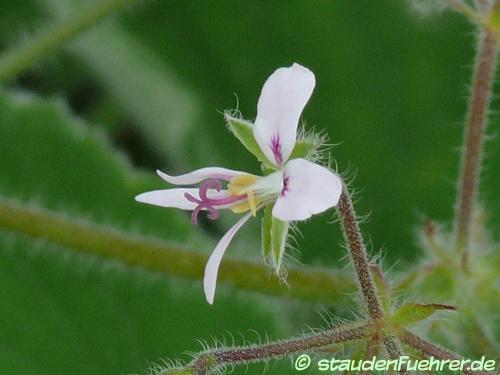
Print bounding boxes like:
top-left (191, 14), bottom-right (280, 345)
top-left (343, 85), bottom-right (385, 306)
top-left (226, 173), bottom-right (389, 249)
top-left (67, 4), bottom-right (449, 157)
top-left (399, 329), bottom-right (495, 375)
top-left (455, 26), bottom-right (498, 258)
top-left (382, 335), bottom-right (408, 372)
top-left (337, 188), bottom-right (383, 319)
top-left (336, 186), bottom-right (408, 374)
top-left (0, 0), bottom-right (135, 82)
top-left (0, 198), bottom-right (355, 304)
top-left (185, 322), bottom-right (371, 375)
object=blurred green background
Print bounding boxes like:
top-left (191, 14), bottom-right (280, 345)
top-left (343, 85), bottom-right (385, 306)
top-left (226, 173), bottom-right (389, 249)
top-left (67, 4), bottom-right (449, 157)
top-left (0, 0), bottom-right (498, 374)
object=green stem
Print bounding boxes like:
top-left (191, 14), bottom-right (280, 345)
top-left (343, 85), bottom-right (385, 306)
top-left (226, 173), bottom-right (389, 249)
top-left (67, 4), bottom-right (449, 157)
top-left (454, 26), bottom-right (498, 259)
top-left (0, 198), bottom-right (355, 304)
top-left (0, 0), bottom-right (135, 83)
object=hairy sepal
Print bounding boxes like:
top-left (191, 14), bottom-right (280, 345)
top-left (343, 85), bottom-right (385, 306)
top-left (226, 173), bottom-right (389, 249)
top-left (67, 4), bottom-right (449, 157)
top-left (225, 114), bottom-right (275, 169)
top-left (261, 205), bottom-right (289, 274)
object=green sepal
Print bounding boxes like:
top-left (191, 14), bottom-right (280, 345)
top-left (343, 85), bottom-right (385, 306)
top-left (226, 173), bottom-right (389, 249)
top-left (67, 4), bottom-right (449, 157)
top-left (261, 205), bottom-right (289, 274)
top-left (289, 138), bottom-right (316, 160)
top-left (225, 114), bottom-right (276, 170)
top-left (391, 303), bottom-right (456, 327)
top-left (260, 162), bottom-right (276, 176)
top-left (163, 369), bottom-right (194, 375)
top-left (369, 263), bottom-right (392, 313)
top-left (261, 205), bottom-right (273, 261)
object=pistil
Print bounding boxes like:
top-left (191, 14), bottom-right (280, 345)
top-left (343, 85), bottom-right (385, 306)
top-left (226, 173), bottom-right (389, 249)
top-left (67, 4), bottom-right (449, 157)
top-left (184, 179), bottom-right (245, 224)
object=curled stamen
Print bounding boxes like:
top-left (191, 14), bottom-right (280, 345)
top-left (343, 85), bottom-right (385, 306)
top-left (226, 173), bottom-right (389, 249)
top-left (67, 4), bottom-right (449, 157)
top-left (206, 206), bottom-right (219, 220)
top-left (199, 179), bottom-right (222, 200)
top-left (190, 203), bottom-right (203, 224)
top-left (184, 179), bottom-right (246, 224)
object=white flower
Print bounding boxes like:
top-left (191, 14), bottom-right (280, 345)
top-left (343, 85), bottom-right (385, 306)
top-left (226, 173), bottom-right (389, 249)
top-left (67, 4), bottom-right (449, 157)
top-left (135, 63), bottom-right (342, 304)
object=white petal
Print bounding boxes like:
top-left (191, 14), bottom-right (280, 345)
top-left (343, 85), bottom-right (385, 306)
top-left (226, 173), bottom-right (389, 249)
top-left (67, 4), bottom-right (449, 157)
top-left (135, 188), bottom-right (228, 210)
top-left (203, 213), bottom-right (252, 304)
top-left (272, 158), bottom-right (342, 221)
top-left (157, 167), bottom-right (247, 186)
top-left (254, 63), bottom-right (315, 166)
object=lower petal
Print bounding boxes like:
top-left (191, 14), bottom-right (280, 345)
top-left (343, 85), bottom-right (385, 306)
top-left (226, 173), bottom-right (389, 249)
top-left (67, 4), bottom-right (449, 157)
top-left (135, 188), bottom-right (227, 210)
top-left (272, 158), bottom-right (342, 221)
top-left (203, 212), bottom-right (252, 304)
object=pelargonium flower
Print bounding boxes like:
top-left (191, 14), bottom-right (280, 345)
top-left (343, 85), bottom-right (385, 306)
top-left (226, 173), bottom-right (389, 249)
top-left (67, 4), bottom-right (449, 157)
top-left (135, 63), bottom-right (342, 304)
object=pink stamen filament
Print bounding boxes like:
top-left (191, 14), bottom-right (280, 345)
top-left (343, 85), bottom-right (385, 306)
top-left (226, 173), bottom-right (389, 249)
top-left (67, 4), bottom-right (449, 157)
top-left (184, 179), bottom-right (246, 224)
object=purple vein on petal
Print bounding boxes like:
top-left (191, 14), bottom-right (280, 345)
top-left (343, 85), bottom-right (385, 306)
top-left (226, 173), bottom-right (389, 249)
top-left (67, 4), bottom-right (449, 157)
top-left (270, 133), bottom-right (283, 166)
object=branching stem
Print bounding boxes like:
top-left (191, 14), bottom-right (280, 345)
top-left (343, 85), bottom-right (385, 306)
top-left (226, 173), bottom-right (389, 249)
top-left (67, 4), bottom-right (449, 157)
top-left (336, 185), bottom-right (408, 374)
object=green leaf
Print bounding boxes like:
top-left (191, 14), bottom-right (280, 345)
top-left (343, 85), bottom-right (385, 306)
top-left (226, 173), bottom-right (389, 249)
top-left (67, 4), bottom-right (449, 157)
top-left (391, 302), bottom-right (456, 327)
top-left (225, 114), bottom-right (275, 169)
top-left (261, 205), bottom-right (289, 274)
top-left (0, 90), bottom-right (198, 242)
top-left (0, 90), bottom-right (291, 375)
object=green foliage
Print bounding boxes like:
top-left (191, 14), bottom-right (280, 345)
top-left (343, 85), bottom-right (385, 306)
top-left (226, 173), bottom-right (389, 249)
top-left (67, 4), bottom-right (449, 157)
top-left (225, 114), bottom-right (274, 169)
top-left (269, 215), bottom-right (290, 273)
top-left (3, 0), bottom-right (483, 265)
top-left (225, 114), bottom-right (324, 171)
top-left (388, 218), bottom-right (500, 358)
top-left (0, 90), bottom-right (293, 374)
top-left (289, 138), bottom-right (320, 161)
top-left (0, 0), bottom-right (499, 373)
top-left (0, 90), bottom-right (194, 241)
top-left (261, 205), bottom-right (273, 261)
top-left (261, 205), bottom-right (289, 274)
top-left (391, 303), bottom-right (456, 327)
top-left (159, 369), bottom-right (195, 375)
top-left (409, 0), bottom-right (448, 16)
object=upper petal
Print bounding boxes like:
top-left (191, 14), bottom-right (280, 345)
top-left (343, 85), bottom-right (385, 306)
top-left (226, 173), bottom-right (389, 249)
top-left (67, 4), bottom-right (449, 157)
top-left (203, 212), bottom-right (252, 304)
top-left (157, 167), bottom-right (247, 186)
top-left (272, 158), bottom-right (342, 221)
top-left (135, 188), bottom-right (228, 210)
top-left (253, 63), bottom-right (316, 167)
